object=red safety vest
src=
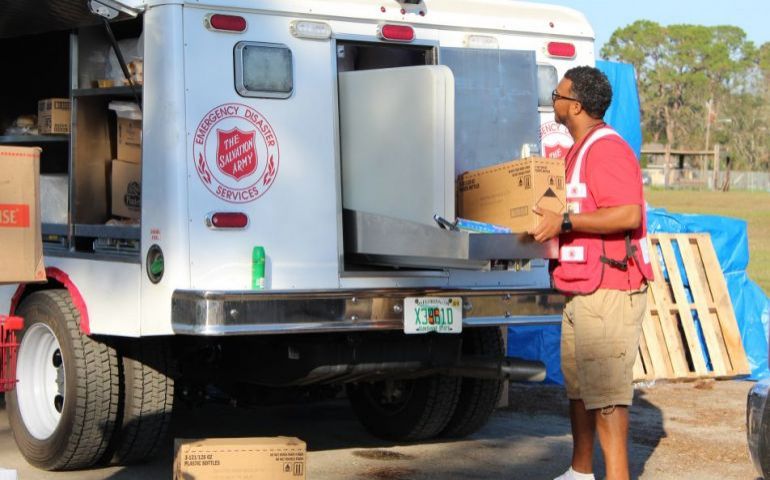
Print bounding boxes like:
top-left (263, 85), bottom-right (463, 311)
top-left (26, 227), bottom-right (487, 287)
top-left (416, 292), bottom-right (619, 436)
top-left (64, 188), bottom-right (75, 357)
top-left (553, 127), bottom-right (654, 294)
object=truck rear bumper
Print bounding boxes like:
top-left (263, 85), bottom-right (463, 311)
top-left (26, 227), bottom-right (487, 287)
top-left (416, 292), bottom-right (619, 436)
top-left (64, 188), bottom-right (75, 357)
top-left (171, 288), bottom-right (563, 336)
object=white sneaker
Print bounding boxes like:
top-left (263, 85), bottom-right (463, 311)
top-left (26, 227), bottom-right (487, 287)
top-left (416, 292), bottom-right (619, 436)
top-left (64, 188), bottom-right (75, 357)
top-left (553, 466), bottom-right (596, 480)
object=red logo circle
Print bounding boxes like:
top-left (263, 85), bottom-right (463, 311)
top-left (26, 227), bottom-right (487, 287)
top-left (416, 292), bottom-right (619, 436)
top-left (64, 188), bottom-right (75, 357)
top-left (192, 103), bottom-right (280, 203)
top-left (540, 120), bottom-right (573, 159)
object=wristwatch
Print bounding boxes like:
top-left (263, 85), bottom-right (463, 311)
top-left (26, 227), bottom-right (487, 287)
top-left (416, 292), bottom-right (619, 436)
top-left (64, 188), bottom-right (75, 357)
top-left (561, 212), bottom-right (573, 233)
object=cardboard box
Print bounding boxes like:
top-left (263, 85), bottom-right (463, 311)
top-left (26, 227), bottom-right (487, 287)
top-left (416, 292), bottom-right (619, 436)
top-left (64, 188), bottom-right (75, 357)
top-left (174, 437), bottom-right (306, 480)
top-left (457, 156), bottom-right (566, 233)
top-left (0, 146), bottom-right (45, 283)
top-left (111, 160), bottom-right (141, 219)
top-left (40, 174), bottom-right (69, 224)
top-left (117, 117), bottom-right (142, 164)
top-left (37, 98), bottom-right (71, 135)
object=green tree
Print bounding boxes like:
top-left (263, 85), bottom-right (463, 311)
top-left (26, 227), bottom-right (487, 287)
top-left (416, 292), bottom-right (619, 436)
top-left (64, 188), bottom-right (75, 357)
top-left (760, 42), bottom-right (770, 76)
top-left (711, 38), bottom-right (769, 170)
top-left (721, 92), bottom-right (769, 170)
top-left (600, 21), bottom-right (672, 144)
top-left (602, 21), bottom-right (765, 170)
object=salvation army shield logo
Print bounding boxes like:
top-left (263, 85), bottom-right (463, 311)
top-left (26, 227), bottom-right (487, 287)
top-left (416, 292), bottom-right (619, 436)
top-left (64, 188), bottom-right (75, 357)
top-left (545, 143), bottom-right (569, 159)
top-left (192, 103), bottom-right (280, 203)
top-left (540, 121), bottom-right (573, 160)
top-left (216, 128), bottom-right (257, 181)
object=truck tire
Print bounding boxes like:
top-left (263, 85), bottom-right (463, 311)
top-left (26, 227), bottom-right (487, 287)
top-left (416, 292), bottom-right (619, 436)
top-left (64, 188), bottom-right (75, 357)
top-left (7, 290), bottom-right (120, 470)
top-left (441, 327), bottom-right (504, 438)
top-left (105, 338), bottom-right (175, 465)
top-left (347, 374), bottom-right (461, 441)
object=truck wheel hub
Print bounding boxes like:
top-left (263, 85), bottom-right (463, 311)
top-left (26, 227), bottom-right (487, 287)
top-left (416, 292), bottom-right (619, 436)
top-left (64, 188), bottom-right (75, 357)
top-left (16, 323), bottom-right (66, 440)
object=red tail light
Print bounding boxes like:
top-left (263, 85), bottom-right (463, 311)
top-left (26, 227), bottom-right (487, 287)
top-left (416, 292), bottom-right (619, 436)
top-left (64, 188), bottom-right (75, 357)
top-left (379, 24), bottom-right (415, 42)
top-left (208, 212), bottom-right (249, 229)
top-left (208, 14), bottom-right (247, 32)
top-left (546, 41), bottom-right (576, 58)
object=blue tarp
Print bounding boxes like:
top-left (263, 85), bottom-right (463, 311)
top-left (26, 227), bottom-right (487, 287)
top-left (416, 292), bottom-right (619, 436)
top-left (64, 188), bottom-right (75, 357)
top-left (596, 60), bottom-right (642, 159)
top-left (508, 324), bottom-right (564, 385)
top-left (507, 208), bottom-right (770, 382)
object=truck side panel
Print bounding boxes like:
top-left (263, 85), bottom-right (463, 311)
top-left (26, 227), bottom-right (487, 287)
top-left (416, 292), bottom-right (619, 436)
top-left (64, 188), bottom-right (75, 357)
top-left (140, 4), bottom-right (192, 335)
top-left (56, 259), bottom-right (141, 336)
top-left (2, 259), bottom-right (141, 336)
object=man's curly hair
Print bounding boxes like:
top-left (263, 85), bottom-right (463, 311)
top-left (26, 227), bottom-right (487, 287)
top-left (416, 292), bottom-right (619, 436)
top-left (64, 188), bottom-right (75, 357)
top-left (564, 66), bottom-right (612, 119)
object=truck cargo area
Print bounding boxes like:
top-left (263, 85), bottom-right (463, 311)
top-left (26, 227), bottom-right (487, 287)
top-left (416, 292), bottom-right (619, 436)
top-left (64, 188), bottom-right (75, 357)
top-left (336, 39), bottom-right (547, 272)
top-left (1, 12), bottom-right (144, 262)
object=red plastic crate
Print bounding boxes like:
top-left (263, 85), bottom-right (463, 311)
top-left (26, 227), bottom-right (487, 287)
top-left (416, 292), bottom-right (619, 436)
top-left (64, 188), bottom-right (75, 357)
top-left (0, 316), bottom-right (23, 393)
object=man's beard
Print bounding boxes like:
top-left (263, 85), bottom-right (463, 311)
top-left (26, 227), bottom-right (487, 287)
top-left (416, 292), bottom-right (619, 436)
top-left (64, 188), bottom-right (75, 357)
top-left (554, 110), bottom-right (566, 126)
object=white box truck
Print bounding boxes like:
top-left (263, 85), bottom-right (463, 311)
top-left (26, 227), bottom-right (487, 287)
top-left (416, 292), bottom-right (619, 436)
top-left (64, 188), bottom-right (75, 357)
top-left (0, 0), bottom-right (593, 470)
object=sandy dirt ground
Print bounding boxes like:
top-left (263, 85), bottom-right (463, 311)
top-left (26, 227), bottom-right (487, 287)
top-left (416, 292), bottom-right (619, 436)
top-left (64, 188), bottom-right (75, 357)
top-left (0, 379), bottom-right (757, 479)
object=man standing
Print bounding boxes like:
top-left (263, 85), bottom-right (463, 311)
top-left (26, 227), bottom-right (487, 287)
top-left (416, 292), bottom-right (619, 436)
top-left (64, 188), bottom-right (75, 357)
top-left (529, 66), bottom-right (653, 480)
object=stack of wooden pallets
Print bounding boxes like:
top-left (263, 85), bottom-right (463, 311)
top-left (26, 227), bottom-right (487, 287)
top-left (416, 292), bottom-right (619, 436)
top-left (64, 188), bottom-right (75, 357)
top-left (633, 233), bottom-right (750, 382)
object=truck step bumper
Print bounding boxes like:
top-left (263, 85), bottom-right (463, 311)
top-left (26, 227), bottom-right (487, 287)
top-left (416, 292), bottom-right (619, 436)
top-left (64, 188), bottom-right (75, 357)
top-left (171, 288), bottom-right (563, 336)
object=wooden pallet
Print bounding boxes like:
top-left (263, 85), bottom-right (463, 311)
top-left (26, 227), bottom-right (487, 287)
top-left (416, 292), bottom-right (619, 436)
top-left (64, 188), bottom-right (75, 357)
top-left (633, 233), bottom-right (750, 382)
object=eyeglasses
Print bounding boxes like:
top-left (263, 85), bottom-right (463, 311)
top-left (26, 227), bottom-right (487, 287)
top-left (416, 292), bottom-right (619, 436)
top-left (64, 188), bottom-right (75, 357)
top-left (551, 89), bottom-right (580, 103)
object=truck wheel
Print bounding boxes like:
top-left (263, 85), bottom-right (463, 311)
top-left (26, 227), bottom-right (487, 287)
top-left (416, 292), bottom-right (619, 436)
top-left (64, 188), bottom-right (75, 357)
top-left (104, 338), bottom-right (175, 465)
top-left (7, 290), bottom-right (119, 470)
top-left (441, 327), bottom-right (504, 438)
top-left (347, 375), bottom-right (461, 441)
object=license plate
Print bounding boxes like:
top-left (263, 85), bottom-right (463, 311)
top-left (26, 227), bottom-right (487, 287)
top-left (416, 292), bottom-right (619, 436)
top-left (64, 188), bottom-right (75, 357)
top-left (404, 297), bottom-right (462, 334)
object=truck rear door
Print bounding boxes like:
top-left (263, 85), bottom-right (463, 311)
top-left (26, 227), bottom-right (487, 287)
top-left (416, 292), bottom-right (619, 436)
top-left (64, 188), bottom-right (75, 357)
top-left (182, 7), bottom-right (340, 290)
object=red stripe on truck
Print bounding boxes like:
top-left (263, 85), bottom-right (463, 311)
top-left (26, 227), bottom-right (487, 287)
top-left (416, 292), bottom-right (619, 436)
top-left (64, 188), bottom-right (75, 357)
top-left (10, 267), bottom-right (91, 335)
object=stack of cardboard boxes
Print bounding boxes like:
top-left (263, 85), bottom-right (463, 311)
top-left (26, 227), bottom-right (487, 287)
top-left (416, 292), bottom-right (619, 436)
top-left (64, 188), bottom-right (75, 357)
top-left (110, 102), bottom-right (142, 220)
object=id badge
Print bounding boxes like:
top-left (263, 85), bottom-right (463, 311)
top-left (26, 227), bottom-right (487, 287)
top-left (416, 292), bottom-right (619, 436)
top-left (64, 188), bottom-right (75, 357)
top-left (566, 183), bottom-right (587, 199)
top-left (560, 246), bottom-right (586, 263)
top-left (567, 201), bottom-right (581, 214)
top-left (639, 237), bottom-right (650, 264)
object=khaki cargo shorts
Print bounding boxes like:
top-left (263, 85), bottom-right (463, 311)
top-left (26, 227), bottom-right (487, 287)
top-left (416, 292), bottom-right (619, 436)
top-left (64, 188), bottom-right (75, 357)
top-left (561, 287), bottom-right (647, 410)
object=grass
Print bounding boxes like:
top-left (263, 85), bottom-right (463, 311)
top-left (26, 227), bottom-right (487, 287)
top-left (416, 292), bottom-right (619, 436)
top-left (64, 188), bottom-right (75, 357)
top-left (645, 188), bottom-right (770, 296)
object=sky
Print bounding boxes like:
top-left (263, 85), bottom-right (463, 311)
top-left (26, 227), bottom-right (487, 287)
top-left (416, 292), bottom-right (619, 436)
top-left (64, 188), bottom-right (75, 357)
top-left (525, 0), bottom-right (770, 57)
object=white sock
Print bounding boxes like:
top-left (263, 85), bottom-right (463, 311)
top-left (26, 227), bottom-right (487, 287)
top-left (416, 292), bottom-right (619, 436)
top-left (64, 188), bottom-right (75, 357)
top-left (554, 466), bottom-right (595, 480)
top-left (570, 467), bottom-right (596, 480)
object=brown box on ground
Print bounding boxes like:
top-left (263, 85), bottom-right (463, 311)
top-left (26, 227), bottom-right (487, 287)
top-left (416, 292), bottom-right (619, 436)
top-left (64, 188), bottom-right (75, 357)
top-left (457, 156), bottom-right (566, 233)
top-left (0, 146), bottom-right (45, 283)
top-left (38, 98), bottom-right (71, 135)
top-left (117, 117), bottom-right (142, 164)
top-left (174, 437), bottom-right (306, 480)
top-left (111, 160), bottom-right (141, 219)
